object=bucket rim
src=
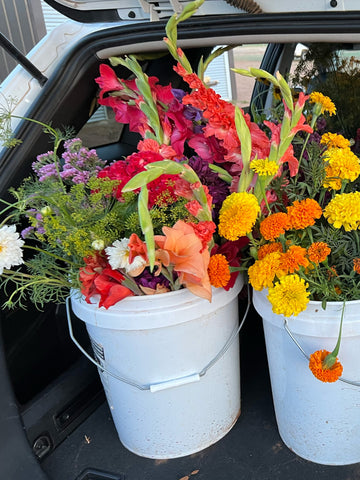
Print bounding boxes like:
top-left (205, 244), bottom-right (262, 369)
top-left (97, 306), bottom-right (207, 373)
top-left (70, 275), bottom-right (244, 330)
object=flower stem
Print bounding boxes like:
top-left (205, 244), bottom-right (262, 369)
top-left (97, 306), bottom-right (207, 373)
top-left (323, 301), bottom-right (345, 369)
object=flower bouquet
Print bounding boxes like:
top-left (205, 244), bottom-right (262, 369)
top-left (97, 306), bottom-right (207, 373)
top-left (230, 64), bottom-right (360, 463)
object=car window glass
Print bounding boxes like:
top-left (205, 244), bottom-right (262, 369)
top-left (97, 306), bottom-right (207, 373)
top-left (77, 106), bottom-right (123, 148)
top-left (289, 42), bottom-right (360, 140)
top-left (230, 44), bottom-right (268, 109)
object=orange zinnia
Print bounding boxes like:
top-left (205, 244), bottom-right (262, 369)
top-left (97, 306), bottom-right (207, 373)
top-left (286, 198), bottom-right (322, 230)
top-left (307, 242), bottom-right (331, 263)
top-left (309, 349), bottom-right (343, 383)
top-left (208, 254), bottom-right (231, 288)
top-left (258, 242), bottom-right (283, 260)
top-left (260, 212), bottom-right (288, 241)
top-left (279, 245), bottom-right (309, 274)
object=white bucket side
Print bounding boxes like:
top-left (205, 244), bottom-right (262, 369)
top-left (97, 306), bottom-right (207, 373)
top-left (71, 277), bottom-right (243, 459)
top-left (253, 288), bottom-right (360, 466)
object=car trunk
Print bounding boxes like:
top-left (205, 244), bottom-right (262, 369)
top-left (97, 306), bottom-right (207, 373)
top-left (2, 6), bottom-right (360, 479)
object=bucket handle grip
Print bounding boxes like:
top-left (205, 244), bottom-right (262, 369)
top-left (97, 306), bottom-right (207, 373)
top-left (66, 289), bottom-right (250, 392)
top-left (284, 319), bottom-right (360, 387)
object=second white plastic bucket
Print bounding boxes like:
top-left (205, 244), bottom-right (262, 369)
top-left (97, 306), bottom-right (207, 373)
top-left (253, 288), bottom-right (360, 465)
top-left (70, 276), bottom-right (243, 459)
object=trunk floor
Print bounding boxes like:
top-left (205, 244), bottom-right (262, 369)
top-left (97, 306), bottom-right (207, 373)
top-left (41, 304), bottom-right (360, 480)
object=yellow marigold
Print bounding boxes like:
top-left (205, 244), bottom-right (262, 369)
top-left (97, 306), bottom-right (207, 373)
top-left (323, 192), bottom-right (360, 231)
top-left (267, 274), bottom-right (310, 317)
top-left (208, 254), bottom-right (231, 288)
top-left (248, 252), bottom-right (283, 291)
top-left (353, 258), bottom-right (360, 274)
top-left (320, 132), bottom-right (350, 150)
top-left (218, 192), bottom-right (260, 240)
top-left (279, 245), bottom-right (309, 274)
top-left (323, 163), bottom-right (342, 190)
top-left (323, 147), bottom-right (360, 189)
top-left (309, 91), bottom-right (336, 116)
top-left (258, 242), bottom-right (283, 260)
top-left (286, 198), bottom-right (322, 230)
top-left (307, 242), bottom-right (331, 263)
top-left (250, 158), bottom-right (279, 177)
top-left (260, 212), bottom-right (288, 241)
top-left (309, 349), bottom-right (343, 383)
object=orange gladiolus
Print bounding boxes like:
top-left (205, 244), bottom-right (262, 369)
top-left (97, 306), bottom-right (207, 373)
top-left (154, 220), bottom-right (211, 301)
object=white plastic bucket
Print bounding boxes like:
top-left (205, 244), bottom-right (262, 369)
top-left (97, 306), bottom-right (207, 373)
top-left (70, 276), bottom-right (243, 459)
top-left (253, 288), bottom-right (360, 465)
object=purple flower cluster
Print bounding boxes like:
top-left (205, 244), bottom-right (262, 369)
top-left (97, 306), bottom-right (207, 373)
top-left (32, 138), bottom-right (107, 184)
top-left (21, 209), bottom-right (45, 239)
top-left (134, 269), bottom-right (171, 291)
top-left (172, 88), bottom-right (203, 122)
top-left (32, 152), bottom-right (58, 182)
top-left (188, 155), bottom-right (230, 219)
top-left (60, 138), bottom-right (107, 184)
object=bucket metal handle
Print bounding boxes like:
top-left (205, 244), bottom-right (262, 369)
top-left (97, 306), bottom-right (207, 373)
top-left (284, 319), bottom-right (360, 387)
top-left (66, 290), bottom-right (250, 392)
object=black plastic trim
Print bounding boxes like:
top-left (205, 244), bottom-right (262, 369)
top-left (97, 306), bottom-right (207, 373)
top-left (0, 33), bottom-right (47, 86)
top-left (0, 321), bottom-right (48, 480)
top-left (75, 468), bottom-right (125, 480)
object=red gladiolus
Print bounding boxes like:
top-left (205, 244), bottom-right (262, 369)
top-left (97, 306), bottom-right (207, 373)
top-left (79, 253), bottom-right (133, 309)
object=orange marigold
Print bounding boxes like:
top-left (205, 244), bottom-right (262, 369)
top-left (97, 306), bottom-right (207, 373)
top-left (307, 242), bottom-right (331, 263)
top-left (353, 258), bottom-right (360, 274)
top-left (309, 349), bottom-right (343, 383)
top-left (279, 245), bottom-right (309, 274)
top-left (259, 212), bottom-right (288, 241)
top-left (248, 252), bottom-right (284, 291)
top-left (258, 242), bottom-right (283, 260)
top-left (286, 198), bottom-right (322, 230)
top-left (208, 254), bottom-right (231, 288)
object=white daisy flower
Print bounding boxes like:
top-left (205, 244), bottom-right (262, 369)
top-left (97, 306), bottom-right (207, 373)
top-left (105, 238), bottom-right (146, 274)
top-left (0, 225), bottom-right (24, 274)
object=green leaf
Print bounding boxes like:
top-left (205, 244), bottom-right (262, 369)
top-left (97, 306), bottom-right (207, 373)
top-left (197, 56), bottom-right (205, 80)
top-left (249, 68), bottom-right (280, 86)
top-left (176, 0), bottom-right (205, 23)
top-left (276, 71), bottom-right (294, 112)
top-left (145, 160), bottom-right (184, 175)
top-left (231, 68), bottom-right (255, 78)
top-left (138, 186), bottom-right (155, 269)
top-left (208, 164), bottom-right (232, 184)
top-left (235, 106), bottom-right (251, 170)
top-left (122, 168), bottom-right (163, 192)
top-left (202, 46), bottom-right (234, 77)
